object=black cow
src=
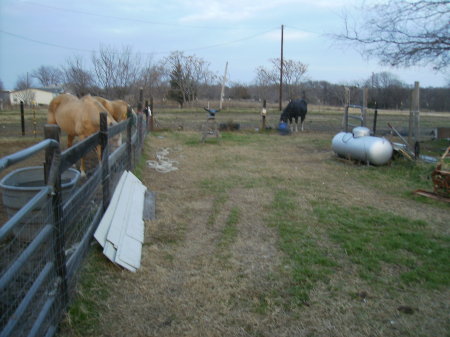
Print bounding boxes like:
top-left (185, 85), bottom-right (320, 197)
top-left (280, 99), bottom-right (308, 132)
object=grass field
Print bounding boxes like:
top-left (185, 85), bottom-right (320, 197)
top-left (1, 104), bottom-right (449, 336)
top-left (57, 127), bottom-right (448, 337)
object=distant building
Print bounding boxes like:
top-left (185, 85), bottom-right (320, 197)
top-left (5, 87), bottom-right (64, 106)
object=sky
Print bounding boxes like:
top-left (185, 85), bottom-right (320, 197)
top-left (0, 0), bottom-right (449, 90)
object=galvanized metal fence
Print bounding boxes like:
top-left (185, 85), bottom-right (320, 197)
top-left (0, 112), bottom-right (148, 337)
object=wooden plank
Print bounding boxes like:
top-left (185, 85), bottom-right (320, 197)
top-left (414, 189), bottom-right (450, 203)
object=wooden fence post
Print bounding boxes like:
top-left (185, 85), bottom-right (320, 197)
top-left (413, 81), bottom-right (420, 146)
top-left (44, 124), bottom-right (60, 183)
top-left (149, 96), bottom-right (154, 131)
top-left (362, 87), bottom-right (368, 127)
top-left (261, 99), bottom-right (267, 132)
top-left (127, 110), bottom-right (133, 171)
top-left (408, 81), bottom-right (421, 157)
top-left (138, 87), bottom-right (143, 112)
top-left (100, 112), bottom-right (110, 212)
top-left (144, 99), bottom-right (149, 131)
top-left (44, 124), bottom-right (69, 308)
top-left (373, 102), bottom-right (378, 136)
top-left (344, 87), bottom-right (350, 132)
top-left (20, 101), bottom-right (25, 136)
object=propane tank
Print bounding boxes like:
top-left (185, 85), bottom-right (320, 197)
top-left (332, 127), bottom-right (393, 165)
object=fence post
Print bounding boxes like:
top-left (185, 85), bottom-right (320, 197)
top-left (20, 101), bottom-right (25, 136)
top-left (127, 109), bottom-right (133, 171)
top-left (413, 81), bottom-right (420, 148)
top-left (373, 102), bottom-right (378, 136)
top-left (344, 87), bottom-right (350, 132)
top-left (138, 87), bottom-right (143, 112)
top-left (44, 124), bottom-right (60, 184)
top-left (144, 99), bottom-right (149, 131)
top-left (100, 112), bottom-right (110, 212)
top-left (261, 99), bottom-right (267, 131)
top-left (149, 96), bottom-right (154, 131)
top-left (362, 87), bottom-right (368, 127)
top-left (44, 124), bottom-right (69, 309)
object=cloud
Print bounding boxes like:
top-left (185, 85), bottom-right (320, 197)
top-left (178, 0), bottom-right (355, 23)
top-left (263, 29), bottom-right (315, 41)
top-left (179, 0), bottom-right (259, 23)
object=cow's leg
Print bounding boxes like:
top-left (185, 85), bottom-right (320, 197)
top-left (294, 116), bottom-right (299, 132)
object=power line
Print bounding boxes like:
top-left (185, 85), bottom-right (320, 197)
top-left (283, 24), bottom-right (322, 36)
top-left (0, 27), bottom-right (278, 55)
top-left (23, 1), bottom-right (256, 31)
top-left (0, 29), bottom-right (94, 53)
top-left (179, 28), bottom-right (278, 53)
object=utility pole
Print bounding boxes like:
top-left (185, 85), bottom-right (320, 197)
top-left (279, 24), bottom-right (284, 111)
top-left (219, 61), bottom-right (228, 110)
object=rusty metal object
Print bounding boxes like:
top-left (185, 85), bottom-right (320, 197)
top-left (414, 146), bottom-right (450, 202)
top-left (431, 146), bottom-right (450, 197)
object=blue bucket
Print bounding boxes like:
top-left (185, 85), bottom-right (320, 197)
top-left (278, 122), bottom-right (290, 135)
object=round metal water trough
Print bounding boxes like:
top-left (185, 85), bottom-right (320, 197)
top-left (0, 166), bottom-right (80, 241)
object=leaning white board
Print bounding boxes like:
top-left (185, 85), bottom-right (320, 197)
top-left (94, 170), bottom-right (147, 272)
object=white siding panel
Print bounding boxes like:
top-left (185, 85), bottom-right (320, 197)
top-left (94, 171), bottom-right (128, 247)
top-left (105, 173), bottom-right (135, 248)
top-left (126, 182), bottom-right (146, 242)
top-left (94, 170), bottom-right (147, 272)
top-left (103, 241), bottom-right (117, 263)
top-left (116, 234), bottom-right (141, 272)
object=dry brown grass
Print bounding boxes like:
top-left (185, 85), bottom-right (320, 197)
top-left (2, 105), bottom-right (449, 337)
top-left (56, 129), bottom-right (450, 337)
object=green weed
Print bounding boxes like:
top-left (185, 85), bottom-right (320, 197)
top-left (313, 203), bottom-right (450, 288)
top-left (267, 190), bottom-right (336, 305)
top-left (61, 246), bottom-right (111, 336)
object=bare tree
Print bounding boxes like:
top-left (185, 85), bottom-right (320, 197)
top-left (281, 59), bottom-right (308, 99)
top-left (32, 65), bottom-right (64, 87)
top-left (139, 58), bottom-right (166, 98)
top-left (12, 74), bottom-right (35, 105)
top-left (92, 45), bottom-right (141, 99)
top-left (363, 72), bottom-right (408, 109)
top-left (14, 73), bottom-right (34, 90)
top-left (14, 74), bottom-right (35, 104)
top-left (255, 58), bottom-right (308, 100)
top-left (63, 56), bottom-right (95, 97)
top-left (163, 51), bottom-right (214, 107)
top-left (334, 0), bottom-right (450, 71)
